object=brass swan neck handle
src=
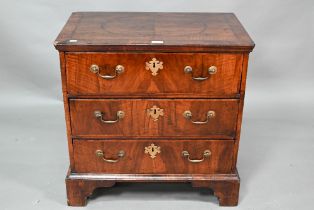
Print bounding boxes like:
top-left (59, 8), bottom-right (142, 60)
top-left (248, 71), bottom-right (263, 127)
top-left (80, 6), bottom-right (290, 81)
top-left (182, 150), bottom-right (211, 163)
top-left (184, 66), bottom-right (217, 81)
top-left (95, 150), bottom-right (125, 163)
top-left (90, 64), bottom-right (124, 79)
top-left (183, 110), bottom-right (215, 124)
top-left (94, 110), bottom-right (125, 124)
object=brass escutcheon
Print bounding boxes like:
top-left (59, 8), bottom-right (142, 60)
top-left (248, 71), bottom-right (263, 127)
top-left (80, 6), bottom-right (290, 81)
top-left (147, 105), bottom-right (164, 121)
top-left (144, 143), bottom-right (161, 159)
top-left (145, 58), bottom-right (163, 76)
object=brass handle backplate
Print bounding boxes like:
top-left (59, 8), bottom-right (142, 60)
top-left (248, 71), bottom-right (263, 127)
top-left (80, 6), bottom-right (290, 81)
top-left (94, 110), bottom-right (125, 124)
top-left (183, 110), bottom-right (215, 124)
top-left (95, 150), bottom-right (125, 163)
top-left (90, 64), bottom-right (124, 79)
top-left (182, 150), bottom-right (211, 163)
top-left (184, 66), bottom-right (217, 81)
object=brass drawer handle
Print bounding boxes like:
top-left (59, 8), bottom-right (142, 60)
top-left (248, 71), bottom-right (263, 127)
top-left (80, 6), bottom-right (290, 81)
top-left (90, 64), bottom-right (124, 79)
top-left (183, 110), bottom-right (215, 124)
top-left (95, 150), bottom-right (125, 163)
top-left (94, 110), bottom-right (125, 124)
top-left (184, 66), bottom-right (217, 81)
top-left (182, 150), bottom-right (211, 163)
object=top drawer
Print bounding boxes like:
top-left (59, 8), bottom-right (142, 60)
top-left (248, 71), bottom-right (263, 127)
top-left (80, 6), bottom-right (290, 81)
top-left (66, 53), bottom-right (243, 98)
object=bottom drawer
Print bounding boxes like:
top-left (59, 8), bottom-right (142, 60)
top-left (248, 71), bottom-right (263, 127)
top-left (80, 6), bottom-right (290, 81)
top-left (73, 139), bottom-right (234, 174)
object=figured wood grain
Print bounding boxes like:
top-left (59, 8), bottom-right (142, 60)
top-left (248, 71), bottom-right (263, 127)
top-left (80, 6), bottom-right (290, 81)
top-left (65, 53), bottom-right (243, 98)
top-left (54, 12), bottom-right (254, 52)
top-left (69, 99), bottom-right (239, 139)
top-left (72, 139), bottom-right (234, 174)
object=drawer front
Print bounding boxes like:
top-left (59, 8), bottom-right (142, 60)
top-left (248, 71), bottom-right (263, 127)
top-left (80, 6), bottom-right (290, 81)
top-left (73, 139), bottom-right (234, 174)
top-left (66, 53), bottom-right (243, 97)
top-left (70, 99), bottom-right (239, 139)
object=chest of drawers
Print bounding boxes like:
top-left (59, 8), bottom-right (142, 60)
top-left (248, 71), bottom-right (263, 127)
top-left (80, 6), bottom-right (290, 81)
top-left (54, 12), bottom-right (254, 206)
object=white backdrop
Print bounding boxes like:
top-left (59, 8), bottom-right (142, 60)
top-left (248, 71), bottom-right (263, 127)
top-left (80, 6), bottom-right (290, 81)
top-left (0, 1), bottom-right (313, 210)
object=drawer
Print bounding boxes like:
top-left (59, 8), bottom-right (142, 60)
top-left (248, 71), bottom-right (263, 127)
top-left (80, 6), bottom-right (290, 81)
top-left (73, 139), bottom-right (234, 174)
top-left (70, 99), bottom-right (239, 139)
top-left (66, 53), bottom-right (243, 98)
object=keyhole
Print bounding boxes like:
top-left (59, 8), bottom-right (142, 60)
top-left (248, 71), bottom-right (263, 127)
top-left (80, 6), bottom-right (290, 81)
top-left (154, 109), bottom-right (157, 114)
top-left (153, 62), bottom-right (156, 68)
top-left (152, 148), bottom-right (154, 152)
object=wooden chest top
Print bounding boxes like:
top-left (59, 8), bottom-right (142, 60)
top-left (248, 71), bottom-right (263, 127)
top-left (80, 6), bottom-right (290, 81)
top-left (54, 12), bottom-right (254, 52)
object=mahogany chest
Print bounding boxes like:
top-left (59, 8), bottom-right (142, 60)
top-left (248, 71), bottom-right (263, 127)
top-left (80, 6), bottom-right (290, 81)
top-left (54, 12), bottom-right (254, 206)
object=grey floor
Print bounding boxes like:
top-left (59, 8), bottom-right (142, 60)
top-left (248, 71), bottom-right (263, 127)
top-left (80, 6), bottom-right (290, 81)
top-left (1, 89), bottom-right (313, 210)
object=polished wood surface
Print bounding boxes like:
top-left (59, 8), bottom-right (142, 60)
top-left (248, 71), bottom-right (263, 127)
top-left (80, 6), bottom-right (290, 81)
top-left (193, 176), bottom-right (240, 206)
top-left (69, 99), bottom-right (239, 139)
top-left (66, 169), bottom-right (240, 206)
top-left (66, 53), bottom-right (243, 98)
top-left (55, 12), bottom-right (254, 207)
top-left (54, 12), bottom-right (254, 52)
top-left (232, 54), bottom-right (250, 170)
top-left (58, 52), bottom-right (75, 167)
top-left (72, 139), bottom-right (234, 174)
top-left (66, 174), bottom-right (115, 206)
